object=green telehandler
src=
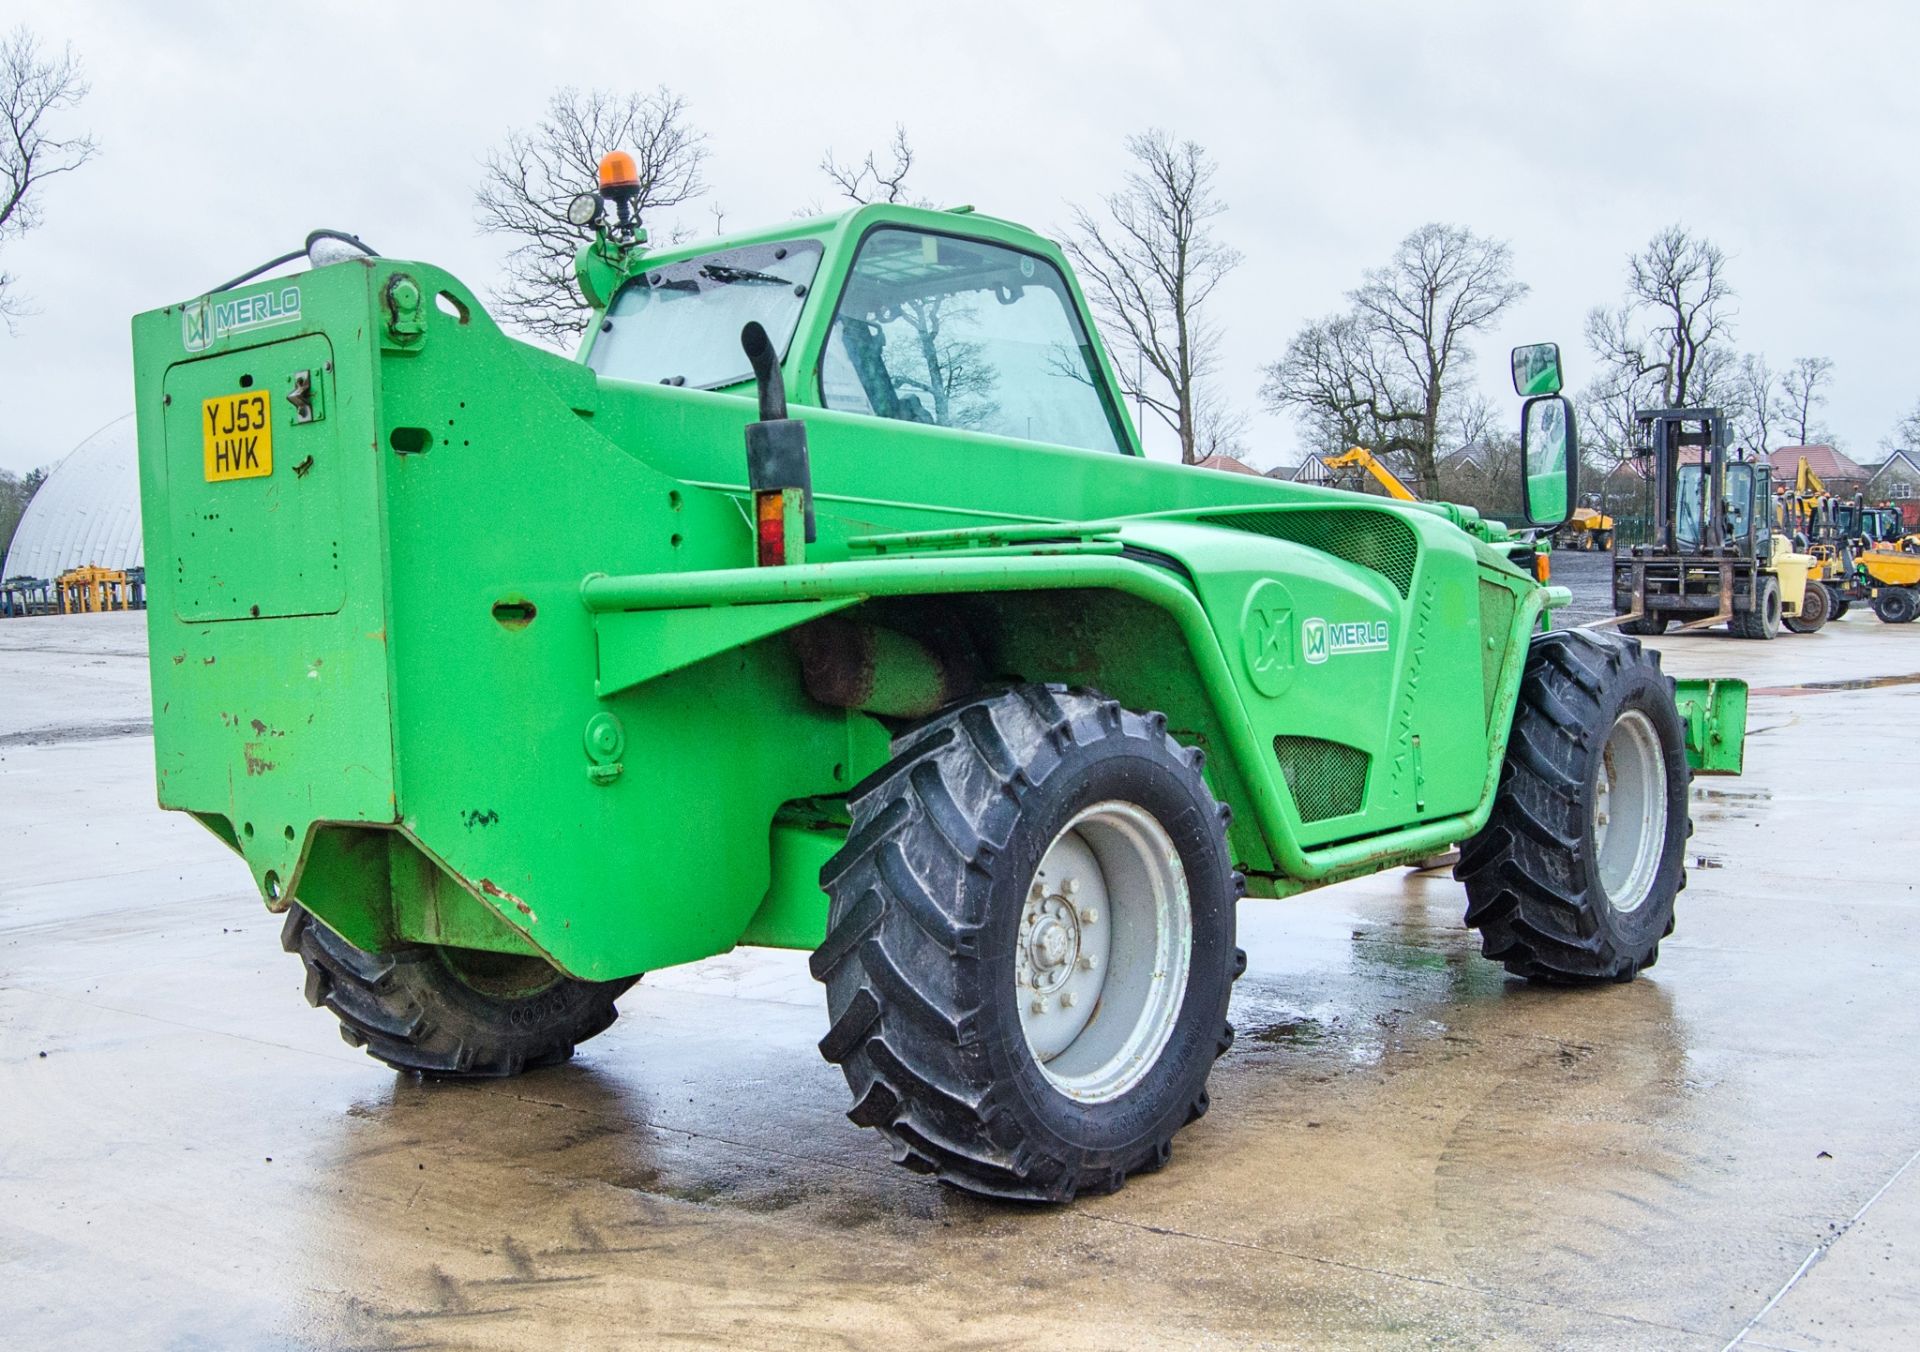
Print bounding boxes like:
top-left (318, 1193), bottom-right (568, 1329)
top-left (130, 165), bottom-right (1747, 1201)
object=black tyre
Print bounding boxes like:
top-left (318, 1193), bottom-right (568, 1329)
top-left (1618, 613), bottom-right (1668, 636)
top-left (281, 905), bottom-right (636, 1076)
top-left (1456, 630), bottom-right (1691, 983)
top-left (1729, 575), bottom-right (1781, 639)
top-left (1783, 574), bottom-right (1830, 634)
top-left (1872, 586), bottom-right (1919, 624)
top-left (813, 685), bottom-right (1243, 1201)
top-left (1826, 584), bottom-right (1851, 619)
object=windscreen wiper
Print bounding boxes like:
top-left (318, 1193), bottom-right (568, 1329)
top-left (700, 264), bottom-right (789, 286)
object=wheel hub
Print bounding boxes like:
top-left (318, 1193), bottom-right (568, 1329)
top-left (1015, 801), bottom-right (1191, 1104)
top-left (1022, 900), bottom-right (1082, 995)
top-left (1593, 709), bottom-right (1667, 914)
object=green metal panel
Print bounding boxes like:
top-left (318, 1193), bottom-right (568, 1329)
top-left (163, 336), bottom-right (345, 621)
top-left (1674, 678), bottom-right (1748, 775)
top-left (136, 278), bottom-right (397, 906)
top-left (595, 597), bottom-right (862, 697)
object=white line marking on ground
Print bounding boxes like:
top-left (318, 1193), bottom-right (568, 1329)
top-left (1721, 1141), bottom-right (1920, 1350)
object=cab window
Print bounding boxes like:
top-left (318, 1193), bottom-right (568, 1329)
top-left (586, 240), bottom-right (822, 390)
top-left (819, 228), bottom-right (1126, 454)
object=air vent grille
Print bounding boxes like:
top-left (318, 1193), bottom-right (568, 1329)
top-left (1204, 510), bottom-right (1418, 598)
top-left (1274, 735), bottom-right (1370, 823)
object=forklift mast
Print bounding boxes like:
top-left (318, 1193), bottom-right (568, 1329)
top-left (1634, 408), bottom-right (1770, 559)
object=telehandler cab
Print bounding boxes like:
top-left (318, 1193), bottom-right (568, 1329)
top-left (132, 168), bottom-right (1747, 1201)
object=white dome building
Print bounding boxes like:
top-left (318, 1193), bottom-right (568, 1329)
top-left (3, 414), bottom-right (142, 582)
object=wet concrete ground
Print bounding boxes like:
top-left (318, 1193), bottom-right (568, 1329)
top-left (3, 606), bottom-right (1916, 1350)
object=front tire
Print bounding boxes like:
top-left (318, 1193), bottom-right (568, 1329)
top-left (281, 906), bottom-right (636, 1076)
top-left (1826, 583), bottom-right (1851, 619)
top-left (1457, 630), bottom-right (1690, 983)
top-left (1730, 575), bottom-right (1781, 639)
top-left (1783, 574), bottom-right (1830, 633)
top-left (813, 686), bottom-right (1243, 1201)
top-left (1872, 586), bottom-right (1919, 624)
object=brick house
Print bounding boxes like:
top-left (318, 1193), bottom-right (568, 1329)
top-left (1863, 449), bottom-right (1920, 528)
top-left (1767, 445), bottom-right (1870, 499)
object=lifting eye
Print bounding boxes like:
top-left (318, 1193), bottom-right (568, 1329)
top-left (389, 427), bottom-right (431, 455)
top-left (491, 599), bottom-right (536, 629)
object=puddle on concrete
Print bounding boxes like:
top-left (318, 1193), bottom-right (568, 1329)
top-left (0, 719), bottom-right (154, 747)
top-left (1694, 785), bottom-right (1772, 802)
top-left (1248, 1014), bottom-right (1337, 1047)
top-left (1751, 671), bottom-right (1920, 696)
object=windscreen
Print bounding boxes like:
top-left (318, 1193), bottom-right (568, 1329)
top-left (586, 240), bottom-right (823, 390)
top-left (1675, 463), bottom-right (1755, 550)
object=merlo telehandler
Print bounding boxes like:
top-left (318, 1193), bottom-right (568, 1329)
top-left (130, 163), bottom-right (1747, 1200)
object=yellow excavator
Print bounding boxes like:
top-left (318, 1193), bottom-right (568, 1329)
top-left (1777, 456), bottom-right (1830, 543)
top-left (1319, 447), bottom-right (1420, 501)
top-left (1319, 447), bottom-right (1612, 549)
top-left (1777, 457), bottom-right (1920, 623)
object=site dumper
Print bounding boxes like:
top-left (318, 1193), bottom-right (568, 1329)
top-left (131, 180), bottom-right (1748, 1201)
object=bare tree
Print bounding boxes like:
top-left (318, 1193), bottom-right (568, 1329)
top-left (1629, 226), bottom-right (1734, 407)
top-left (1064, 131), bottom-right (1242, 463)
top-left (1728, 353), bottom-right (1778, 454)
top-left (0, 27), bottom-right (97, 324)
top-left (1263, 223), bottom-right (1526, 496)
top-left (1349, 224), bottom-right (1528, 496)
top-left (475, 87), bottom-right (707, 343)
top-left (1774, 355), bottom-right (1835, 446)
top-left (1195, 403), bottom-right (1252, 463)
top-left (1262, 310), bottom-right (1423, 468)
top-left (1583, 225), bottom-right (1734, 419)
top-left (1578, 225), bottom-right (1736, 468)
top-left (821, 124), bottom-right (926, 206)
top-left (1886, 398), bottom-right (1920, 453)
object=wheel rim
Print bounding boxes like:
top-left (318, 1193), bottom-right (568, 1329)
top-left (1592, 710), bottom-right (1667, 913)
top-left (1016, 800), bottom-right (1191, 1104)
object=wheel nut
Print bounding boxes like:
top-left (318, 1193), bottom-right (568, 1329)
top-left (1063, 877), bottom-right (1080, 896)
top-left (1031, 998), bottom-right (1047, 1014)
top-left (1060, 991), bottom-right (1076, 1009)
top-left (1078, 955), bottom-right (1096, 971)
top-left (1079, 907), bottom-right (1098, 924)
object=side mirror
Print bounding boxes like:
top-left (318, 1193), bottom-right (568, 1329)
top-left (1511, 342), bottom-right (1563, 397)
top-left (1520, 395), bottom-right (1577, 527)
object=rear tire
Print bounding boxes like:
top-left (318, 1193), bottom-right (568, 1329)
top-left (1783, 574), bottom-right (1830, 633)
top-left (1729, 576), bottom-right (1781, 639)
top-left (813, 685), bottom-right (1243, 1201)
top-left (1826, 584), bottom-right (1851, 619)
top-left (1618, 613), bottom-right (1668, 636)
top-left (281, 905), bottom-right (636, 1076)
top-left (1457, 630), bottom-right (1690, 984)
top-left (1872, 586), bottom-right (1919, 624)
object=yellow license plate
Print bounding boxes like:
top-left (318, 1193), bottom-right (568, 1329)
top-left (201, 391), bottom-right (274, 481)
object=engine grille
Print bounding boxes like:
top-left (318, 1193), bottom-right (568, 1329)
top-left (1273, 734), bottom-right (1370, 822)
top-left (1204, 509), bottom-right (1419, 598)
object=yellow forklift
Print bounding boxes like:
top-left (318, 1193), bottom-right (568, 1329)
top-left (1602, 409), bottom-right (1825, 637)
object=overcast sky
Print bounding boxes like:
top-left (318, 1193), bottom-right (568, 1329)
top-left (3, 0), bottom-right (1916, 476)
